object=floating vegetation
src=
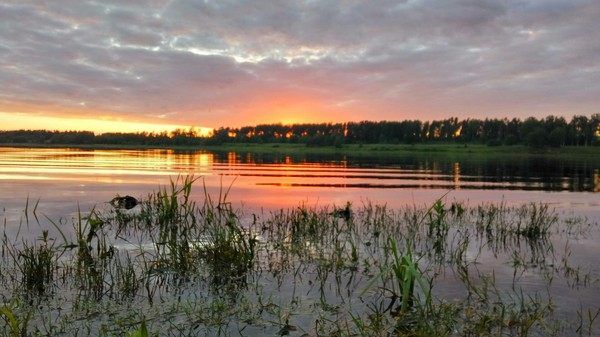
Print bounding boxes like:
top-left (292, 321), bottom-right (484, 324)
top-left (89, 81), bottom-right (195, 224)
top-left (0, 176), bottom-right (598, 336)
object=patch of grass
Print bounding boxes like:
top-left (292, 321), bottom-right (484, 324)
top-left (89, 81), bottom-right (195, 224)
top-left (0, 178), bottom-right (597, 336)
top-left (19, 236), bottom-right (56, 296)
top-left (515, 202), bottom-right (557, 239)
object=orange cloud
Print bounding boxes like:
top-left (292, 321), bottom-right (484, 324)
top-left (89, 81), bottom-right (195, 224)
top-left (218, 92), bottom-right (351, 128)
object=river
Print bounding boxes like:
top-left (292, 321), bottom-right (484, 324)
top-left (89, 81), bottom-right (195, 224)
top-left (1, 147), bottom-right (598, 223)
top-left (1, 146), bottom-right (600, 335)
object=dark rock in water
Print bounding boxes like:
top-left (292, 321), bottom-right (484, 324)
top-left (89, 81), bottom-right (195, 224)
top-left (330, 202), bottom-right (352, 220)
top-left (110, 195), bottom-right (139, 210)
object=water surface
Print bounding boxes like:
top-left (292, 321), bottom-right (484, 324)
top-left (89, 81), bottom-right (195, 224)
top-left (1, 147), bottom-right (599, 335)
top-left (1, 147), bottom-right (598, 221)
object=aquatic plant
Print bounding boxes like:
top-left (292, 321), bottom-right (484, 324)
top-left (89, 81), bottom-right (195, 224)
top-left (19, 234), bottom-right (56, 296)
top-left (0, 300), bottom-right (32, 337)
top-left (0, 177), bottom-right (597, 336)
top-left (515, 202), bottom-right (557, 239)
top-left (126, 318), bottom-right (148, 337)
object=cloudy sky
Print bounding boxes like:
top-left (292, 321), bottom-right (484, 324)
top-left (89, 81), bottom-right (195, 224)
top-left (1, 0), bottom-right (599, 133)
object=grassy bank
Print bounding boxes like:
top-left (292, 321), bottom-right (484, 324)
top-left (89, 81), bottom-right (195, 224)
top-left (1, 176), bottom-right (598, 336)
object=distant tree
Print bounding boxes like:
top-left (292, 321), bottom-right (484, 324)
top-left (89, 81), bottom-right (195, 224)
top-left (505, 118), bottom-right (522, 144)
top-left (521, 117), bottom-right (541, 135)
top-left (333, 134), bottom-right (344, 148)
top-left (3, 114), bottom-right (600, 148)
top-left (590, 113), bottom-right (600, 145)
top-left (569, 115), bottom-right (591, 146)
top-left (548, 127), bottom-right (566, 148)
top-left (458, 119), bottom-right (482, 143)
top-left (504, 134), bottom-right (518, 146)
top-left (204, 127), bottom-right (231, 145)
top-left (526, 127), bottom-right (548, 148)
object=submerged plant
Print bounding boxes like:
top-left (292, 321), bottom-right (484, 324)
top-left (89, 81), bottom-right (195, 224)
top-left (197, 178), bottom-right (256, 290)
top-left (388, 239), bottom-right (431, 316)
top-left (515, 203), bottom-right (557, 239)
top-left (0, 177), bottom-right (596, 336)
top-left (2, 229), bottom-right (58, 299)
top-left (151, 175), bottom-right (200, 274)
top-left (64, 208), bottom-right (114, 300)
top-left (19, 245), bottom-right (54, 296)
top-left (358, 235), bottom-right (433, 335)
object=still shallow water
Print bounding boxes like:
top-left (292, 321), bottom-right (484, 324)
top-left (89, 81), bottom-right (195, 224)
top-left (1, 147), bottom-right (598, 222)
top-left (1, 147), bottom-right (599, 257)
top-left (1, 147), bottom-right (600, 335)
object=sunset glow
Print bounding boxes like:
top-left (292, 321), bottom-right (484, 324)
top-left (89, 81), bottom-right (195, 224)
top-left (0, 1), bottom-right (599, 133)
top-left (0, 112), bottom-right (213, 136)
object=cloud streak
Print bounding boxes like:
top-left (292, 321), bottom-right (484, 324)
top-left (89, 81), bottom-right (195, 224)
top-left (1, 0), bottom-right (598, 130)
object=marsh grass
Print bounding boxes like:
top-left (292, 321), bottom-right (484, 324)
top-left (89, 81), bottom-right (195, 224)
top-left (19, 234), bottom-right (56, 296)
top-left (0, 176), bottom-right (598, 336)
top-left (515, 202), bottom-right (557, 239)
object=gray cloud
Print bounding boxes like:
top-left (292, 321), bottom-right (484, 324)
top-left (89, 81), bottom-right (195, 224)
top-left (0, 0), bottom-right (598, 128)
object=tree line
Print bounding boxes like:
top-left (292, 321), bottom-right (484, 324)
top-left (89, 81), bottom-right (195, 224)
top-left (1, 114), bottom-right (599, 148)
top-left (209, 114), bottom-right (600, 147)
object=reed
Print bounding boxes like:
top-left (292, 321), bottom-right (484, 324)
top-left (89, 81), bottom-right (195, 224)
top-left (515, 202), bottom-right (557, 239)
top-left (19, 238), bottom-right (55, 296)
top-left (0, 177), bottom-right (596, 336)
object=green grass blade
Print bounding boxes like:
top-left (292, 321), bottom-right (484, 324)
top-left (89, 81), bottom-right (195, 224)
top-left (0, 306), bottom-right (20, 337)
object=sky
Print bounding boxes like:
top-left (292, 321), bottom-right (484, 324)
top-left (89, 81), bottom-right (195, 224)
top-left (1, 0), bottom-right (599, 134)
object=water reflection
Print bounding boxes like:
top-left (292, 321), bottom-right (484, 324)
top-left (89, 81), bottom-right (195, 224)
top-left (2, 148), bottom-right (599, 193)
top-left (0, 147), bottom-right (598, 221)
top-left (0, 148), bottom-right (215, 182)
top-left (453, 161), bottom-right (460, 188)
top-left (202, 150), bottom-right (600, 192)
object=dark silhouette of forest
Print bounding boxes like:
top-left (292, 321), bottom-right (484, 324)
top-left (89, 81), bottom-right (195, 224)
top-left (1, 114), bottom-right (599, 148)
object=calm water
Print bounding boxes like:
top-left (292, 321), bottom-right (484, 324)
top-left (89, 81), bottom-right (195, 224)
top-left (1, 147), bottom-right (598, 224)
top-left (1, 147), bottom-right (600, 335)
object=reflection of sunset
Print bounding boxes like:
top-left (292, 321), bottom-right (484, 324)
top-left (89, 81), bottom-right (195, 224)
top-left (1, 147), bottom-right (599, 241)
top-left (2, 148), bottom-right (599, 214)
top-left (453, 162), bottom-right (460, 187)
top-left (0, 148), bottom-right (215, 184)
